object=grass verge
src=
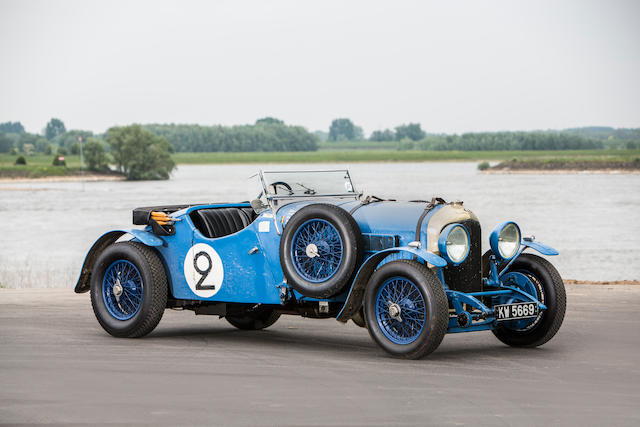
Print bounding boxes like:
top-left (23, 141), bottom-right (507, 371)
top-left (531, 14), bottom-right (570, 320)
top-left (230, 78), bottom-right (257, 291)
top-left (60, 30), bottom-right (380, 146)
top-left (171, 149), bottom-right (640, 164)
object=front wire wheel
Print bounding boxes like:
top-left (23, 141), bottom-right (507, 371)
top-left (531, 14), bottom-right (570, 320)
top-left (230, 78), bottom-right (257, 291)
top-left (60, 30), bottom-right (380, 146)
top-left (491, 253), bottom-right (566, 347)
top-left (364, 260), bottom-right (449, 359)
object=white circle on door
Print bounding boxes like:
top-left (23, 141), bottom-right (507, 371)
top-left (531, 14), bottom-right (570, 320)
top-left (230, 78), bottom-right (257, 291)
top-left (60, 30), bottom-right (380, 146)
top-left (183, 243), bottom-right (224, 298)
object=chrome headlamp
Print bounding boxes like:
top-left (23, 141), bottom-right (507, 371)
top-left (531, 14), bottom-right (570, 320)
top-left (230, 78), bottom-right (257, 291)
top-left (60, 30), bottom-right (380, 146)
top-left (490, 221), bottom-right (521, 260)
top-left (438, 223), bottom-right (470, 265)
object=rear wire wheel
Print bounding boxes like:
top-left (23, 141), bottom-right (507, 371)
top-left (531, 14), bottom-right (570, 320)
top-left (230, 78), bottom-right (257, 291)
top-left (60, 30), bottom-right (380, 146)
top-left (364, 260), bottom-right (448, 359)
top-left (226, 307), bottom-right (281, 330)
top-left (90, 242), bottom-right (167, 338)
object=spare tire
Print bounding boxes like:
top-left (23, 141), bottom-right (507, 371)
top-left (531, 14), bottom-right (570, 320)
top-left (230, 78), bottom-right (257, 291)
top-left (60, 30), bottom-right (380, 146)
top-left (279, 204), bottom-right (363, 298)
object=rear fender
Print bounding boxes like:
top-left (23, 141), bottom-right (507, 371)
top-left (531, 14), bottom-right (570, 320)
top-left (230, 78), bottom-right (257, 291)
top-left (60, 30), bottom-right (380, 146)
top-left (336, 247), bottom-right (446, 322)
top-left (74, 229), bottom-right (164, 293)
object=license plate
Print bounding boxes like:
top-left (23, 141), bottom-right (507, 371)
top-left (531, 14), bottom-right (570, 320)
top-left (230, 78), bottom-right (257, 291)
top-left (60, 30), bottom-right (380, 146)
top-left (495, 302), bottom-right (539, 321)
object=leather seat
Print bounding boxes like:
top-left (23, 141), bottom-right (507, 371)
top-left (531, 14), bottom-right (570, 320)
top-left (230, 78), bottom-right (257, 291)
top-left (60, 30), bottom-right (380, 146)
top-left (190, 207), bottom-right (256, 238)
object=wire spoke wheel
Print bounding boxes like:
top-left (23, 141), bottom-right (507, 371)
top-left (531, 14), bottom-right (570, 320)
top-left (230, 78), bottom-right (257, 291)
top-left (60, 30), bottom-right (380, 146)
top-left (102, 260), bottom-right (143, 321)
top-left (375, 276), bottom-right (427, 345)
top-left (91, 242), bottom-right (167, 338)
top-left (280, 204), bottom-right (362, 298)
top-left (291, 219), bottom-right (344, 283)
top-left (486, 252), bottom-right (567, 348)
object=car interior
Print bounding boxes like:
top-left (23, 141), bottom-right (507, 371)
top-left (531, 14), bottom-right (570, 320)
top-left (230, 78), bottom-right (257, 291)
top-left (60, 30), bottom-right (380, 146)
top-left (189, 207), bottom-right (258, 239)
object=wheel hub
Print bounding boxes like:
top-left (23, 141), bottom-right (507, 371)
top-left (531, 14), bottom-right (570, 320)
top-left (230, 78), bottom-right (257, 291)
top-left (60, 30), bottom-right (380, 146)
top-left (112, 281), bottom-right (123, 298)
top-left (388, 302), bottom-right (402, 322)
top-left (305, 243), bottom-right (319, 258)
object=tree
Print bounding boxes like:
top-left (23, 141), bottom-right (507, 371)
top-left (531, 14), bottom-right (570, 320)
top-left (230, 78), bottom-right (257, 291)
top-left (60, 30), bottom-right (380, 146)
top-left (329, 118), bottom-right (360, 141)
top-left (143, 123), bottom-right (317, 152)
top-left (370, 129), bottom-right (395, 141)
top-left (313, 130), bottom-right (328, 142)
top-left (54, 129), bottom-right (92, 149)
top-left (0, 133), bottom-right (13, 153)
top-left (22, 143), bottom-right (35, 155)
top-left (256, 117), bottom-right (284, 125)
top-left (395, 123), bottom-right (426, 141)
top-left (353, 126), bottom-right (364, 141)
top-left (106, 124), bottom-right (175, 180)
top-left (0, 121), bottom-right (25, 134)
top-left (83, 138), bottom-right (109, 171)
top-left (35, 137), bottom-right (50, 153)
top-left (16, 133), bottom-right (40, 153)
top-left (45, 118), bottom-right (66, 140)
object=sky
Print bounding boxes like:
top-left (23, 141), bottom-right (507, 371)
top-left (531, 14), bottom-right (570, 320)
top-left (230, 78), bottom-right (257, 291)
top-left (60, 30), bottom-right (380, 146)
top-left (1, 0), bottom-right (639, 135)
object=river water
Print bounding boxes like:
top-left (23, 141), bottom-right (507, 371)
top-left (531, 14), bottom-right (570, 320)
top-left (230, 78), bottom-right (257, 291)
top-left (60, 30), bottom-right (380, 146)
top-left (1, 162), bottom-right (638, 288)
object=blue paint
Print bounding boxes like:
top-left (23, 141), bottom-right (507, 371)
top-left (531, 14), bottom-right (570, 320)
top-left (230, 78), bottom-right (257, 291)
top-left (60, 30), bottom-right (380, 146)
top-left (375, 276), bottom-right (426, 344)
top-left (523, 240), bottom-right (559, 256)
top-left (102, 260), bottom-right (143, 320)
top-left (78, 170), bottom-right (562, 346)
top-left (437, 223), bottom-right (470, 265)
top-left (489, 221), bottom-right (521, 260)
top-left (290, 219), bottom-right (343, 282)
top-left (128, 229), bottom-right (164, 247)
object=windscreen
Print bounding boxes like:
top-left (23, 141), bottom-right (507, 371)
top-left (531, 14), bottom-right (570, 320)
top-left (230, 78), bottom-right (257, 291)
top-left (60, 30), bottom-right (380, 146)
top-left (260, 170), bottom-right (356, 197)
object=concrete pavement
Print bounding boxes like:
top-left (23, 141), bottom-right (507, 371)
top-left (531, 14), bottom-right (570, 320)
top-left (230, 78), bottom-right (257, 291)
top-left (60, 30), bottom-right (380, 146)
top-left (1, 284), bottom-right (639, 426)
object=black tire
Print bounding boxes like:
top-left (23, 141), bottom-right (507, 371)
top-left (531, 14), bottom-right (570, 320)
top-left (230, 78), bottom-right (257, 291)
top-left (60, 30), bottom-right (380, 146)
top-left (226, 307), bottom-right (281, 330)
top-left (279, 203), bottom-right (363, 298)
top-left (486, 252), bottom-right (566, 347)
top-left (364, 260), bottom-right (449, 359)
top-left (90, 242), bottom-right (168, 338)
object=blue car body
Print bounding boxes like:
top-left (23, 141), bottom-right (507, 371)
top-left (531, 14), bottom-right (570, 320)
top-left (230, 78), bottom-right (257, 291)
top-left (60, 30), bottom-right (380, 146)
top-left (75, 169), bottom-right (558, 339)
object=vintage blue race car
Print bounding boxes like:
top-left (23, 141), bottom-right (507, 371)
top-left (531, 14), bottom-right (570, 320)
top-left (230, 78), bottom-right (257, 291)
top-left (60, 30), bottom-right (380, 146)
top-left (75, 170), bottom-right (566, 359)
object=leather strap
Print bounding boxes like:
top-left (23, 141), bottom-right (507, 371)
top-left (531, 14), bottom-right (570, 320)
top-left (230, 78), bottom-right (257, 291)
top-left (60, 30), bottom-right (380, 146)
top-left (349, 195), bottom-right (395, 215)
top-left (414, 197), bottom-right (447, 241)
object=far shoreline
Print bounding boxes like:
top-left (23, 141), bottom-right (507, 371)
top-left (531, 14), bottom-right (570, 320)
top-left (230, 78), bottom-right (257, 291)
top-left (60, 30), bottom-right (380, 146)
top-left (482, 169), bottom-right (640, 174)
top-left (0, 173), bottom-right (125, 184)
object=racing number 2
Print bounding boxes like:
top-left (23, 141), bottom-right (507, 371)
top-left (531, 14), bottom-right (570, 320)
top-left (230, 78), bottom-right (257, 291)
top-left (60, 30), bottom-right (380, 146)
top-left (194, 251), bottom-right (215, 290)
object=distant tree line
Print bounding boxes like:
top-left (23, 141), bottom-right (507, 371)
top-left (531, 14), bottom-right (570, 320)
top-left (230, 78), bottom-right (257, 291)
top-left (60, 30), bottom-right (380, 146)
top-left (143, 118), bottom-right (318, 152)
top-left (2, 118), bottom-right (639, 160)
top-left (412, 132), bottom-right (605, 151)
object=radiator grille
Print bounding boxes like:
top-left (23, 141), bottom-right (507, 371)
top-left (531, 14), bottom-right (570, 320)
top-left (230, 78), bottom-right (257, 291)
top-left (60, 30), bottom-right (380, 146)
top-left (442, 219), bottom-right (482, 293)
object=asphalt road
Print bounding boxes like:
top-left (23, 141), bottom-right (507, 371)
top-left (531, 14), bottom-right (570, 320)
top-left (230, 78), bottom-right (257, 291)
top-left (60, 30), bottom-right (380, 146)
top-left (1, 284), bottom-right (639, 426)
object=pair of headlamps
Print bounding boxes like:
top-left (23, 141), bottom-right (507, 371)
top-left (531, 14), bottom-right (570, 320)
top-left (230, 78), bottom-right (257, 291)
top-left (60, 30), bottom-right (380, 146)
top-left (437, 221), bottom-right (522, 265)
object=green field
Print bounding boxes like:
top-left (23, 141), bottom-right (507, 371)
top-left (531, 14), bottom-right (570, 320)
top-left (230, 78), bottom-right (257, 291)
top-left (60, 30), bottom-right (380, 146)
top-left (171, 149), bottom-right (640, 165)
top-left (0, 154), bottom-right (86, 178)
top-left (2, 150), bottom-right (639, 178)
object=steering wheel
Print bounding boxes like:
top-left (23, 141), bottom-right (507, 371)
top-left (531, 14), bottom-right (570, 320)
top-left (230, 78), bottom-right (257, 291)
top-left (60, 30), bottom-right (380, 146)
top-left (270, 181), bottom-right (292, 195)
top-left (256, 181), bottom-right (293, 200)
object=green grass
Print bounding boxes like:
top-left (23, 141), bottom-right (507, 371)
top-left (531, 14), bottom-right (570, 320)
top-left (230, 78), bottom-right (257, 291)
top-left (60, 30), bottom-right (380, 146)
top-left (171, 149), bottom-right (640, 165)
top-left (318, 140), bottom-right (399, 150)
top-left (0, 154), bottom-right (94, 178)
top-left (2, 150), bottom-right (639, 177)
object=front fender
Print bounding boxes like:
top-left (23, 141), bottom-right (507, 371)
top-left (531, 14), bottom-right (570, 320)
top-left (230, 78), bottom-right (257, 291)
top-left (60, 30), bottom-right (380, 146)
top-left (336, 247), bottom-right (446, 322)
top-left (522, 240), bottom-right (559, 256)
top-left (74, 229), bottom-right (164, 293)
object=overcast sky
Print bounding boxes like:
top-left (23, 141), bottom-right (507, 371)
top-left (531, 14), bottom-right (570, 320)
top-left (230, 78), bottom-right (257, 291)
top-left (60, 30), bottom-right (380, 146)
top-left (1, 0), bottom-right (638, 135)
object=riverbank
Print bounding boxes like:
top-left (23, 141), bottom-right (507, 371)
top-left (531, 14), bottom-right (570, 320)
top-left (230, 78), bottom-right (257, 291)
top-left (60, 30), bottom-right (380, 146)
top-left (2, 149), bottom-right (639, 178)
top-left (0, 167), bottom-right (124, 181)
top-left (483, 157), bottom-right (640, 173)
top-left (0, 173), bottom-right (124, 184)
top-left (172, 148), bottom-right (640, 164)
